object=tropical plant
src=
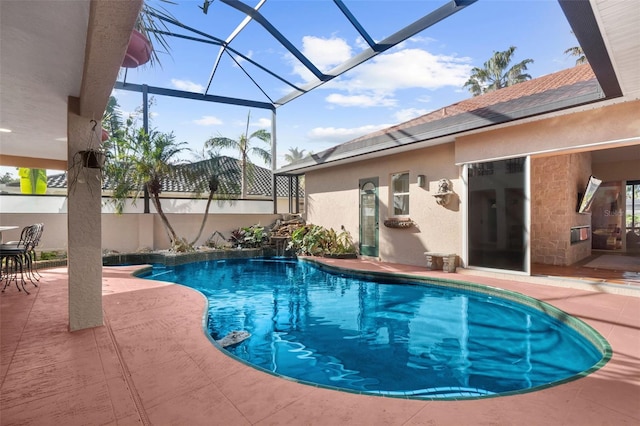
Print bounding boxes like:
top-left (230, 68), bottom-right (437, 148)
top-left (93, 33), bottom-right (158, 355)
top-left (0, 172), bottom-right (16, 184)
top-left (284, 147), bottom-right (307, 164)
top-left (135, 0), bottom-right (178, 67)
top-left (564, 46), bottom-right (587, 65)
top-left (103, 98), bottom-right (244, 252)
top-left (463, 46), bottom-right (534, 96)
top-left (187, 151), bottom-right (240, 246)
top-left (204, 111), bottom-right (271, 198)
top-left (287, 224), bottom-right (356, 257)
top-left (228, 224), bottom-right (268, 249)
top-left (106, 125), bottom-right (192, 251)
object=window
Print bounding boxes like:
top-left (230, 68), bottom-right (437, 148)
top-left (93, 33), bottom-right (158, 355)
top-left (391, 172), bottom-right (410, 216)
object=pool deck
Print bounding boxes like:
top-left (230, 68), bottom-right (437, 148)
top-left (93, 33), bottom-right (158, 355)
top-left (1, 259), bottom-right (639, 425)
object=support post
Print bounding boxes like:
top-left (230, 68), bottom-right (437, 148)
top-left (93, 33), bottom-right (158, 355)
top-left (67, 97), bottom-right (103, 331)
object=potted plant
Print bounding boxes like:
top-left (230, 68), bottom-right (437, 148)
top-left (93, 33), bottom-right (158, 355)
top-left (79, 149), bottom-right (106, 169)
top-left (122, 29), bottom-right (153, 68)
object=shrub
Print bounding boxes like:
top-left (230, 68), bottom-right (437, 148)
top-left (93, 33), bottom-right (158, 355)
top-left (287, 224), bottom-right (356, 257)
top-left (228, 224), bottom-right (268, 248)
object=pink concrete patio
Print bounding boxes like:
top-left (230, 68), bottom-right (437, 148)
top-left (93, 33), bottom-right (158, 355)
top-left (1, 260), bottom-right (639, 425)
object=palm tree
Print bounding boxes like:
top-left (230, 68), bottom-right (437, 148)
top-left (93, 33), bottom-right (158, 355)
top-left (564, 46), bottom-right (587, 65)
top-left (464, 46), bottom-right (534, 96)
top-left (106, 126), bottom-right (192, 250)
top-left (103, 99), bottom-right (241, 251)
top-left (284, 147), bottom-right (307, 165)
top-left (136, 0), bottom-right (177, 67)
top-left (187, 150), bottom-right (240, 246)
top-left (204, 112), bottom-right (271, 198)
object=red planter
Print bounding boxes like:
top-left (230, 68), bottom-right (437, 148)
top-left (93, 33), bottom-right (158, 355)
top-left (101, 128), bottom-right (109, 142)
top-left (122, 29), bottom-right (152, 68)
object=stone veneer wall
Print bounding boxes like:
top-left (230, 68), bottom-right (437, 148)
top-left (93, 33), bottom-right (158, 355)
top-left (531, 153), bottom-right (592, 265)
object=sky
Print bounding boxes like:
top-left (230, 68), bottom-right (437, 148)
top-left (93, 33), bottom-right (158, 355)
top-left (2, 0), bottom-right (581, 178)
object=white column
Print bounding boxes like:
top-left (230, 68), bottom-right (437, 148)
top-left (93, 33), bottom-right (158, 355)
top-left (67, 96), bottom-right (103, 331)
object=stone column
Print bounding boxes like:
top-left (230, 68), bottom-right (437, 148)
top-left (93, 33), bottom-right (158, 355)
top-left (67, 97), bottom-right (103, 331)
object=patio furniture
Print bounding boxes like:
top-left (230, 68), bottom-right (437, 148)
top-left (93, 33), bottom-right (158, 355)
top-left (3, 223), bottom-right (44, 281)
top-left (424, 252), bottom-right (457, 273)
top-left (1, 224), bottom-right (41, 294)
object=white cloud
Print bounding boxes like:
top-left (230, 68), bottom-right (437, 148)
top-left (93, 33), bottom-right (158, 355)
top-left (289, 34), bottom-right (473, 108)
top-left (193, 116), bottom-right (223, 126)
top-left (171, 79), bottom-right (204, 93)
top-left (254, 117), bottom-right (271, 128)
top-left (393, 108), bottom-right (430, 123)
top-left (307, 123), bottom-right (391, 144)
top-left (233, 50), bottom-right (253, 67)
top-left (325, 93), bottom-right (396, 108)
top-left (337, 49), bottom-right (472, 93)
top-left (290, 36), bottom-right (353, 82)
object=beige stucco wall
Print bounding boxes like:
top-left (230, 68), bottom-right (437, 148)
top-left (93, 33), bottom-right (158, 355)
top-left (530, 153), bottom-right (592, 266)
top-left (593, 159), bottom-right (640, 182)
top-left (0, 212), bottom-right (279, 253)
top-left (149, 213), bottom-right (280, 250)
top-left (305, 143), bottom-right (460, 267)
top-left (455, 100), bottom-right (640, 164)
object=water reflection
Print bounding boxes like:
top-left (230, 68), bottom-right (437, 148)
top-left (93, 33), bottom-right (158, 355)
top-left (145, 258), bottom-right (601, 397)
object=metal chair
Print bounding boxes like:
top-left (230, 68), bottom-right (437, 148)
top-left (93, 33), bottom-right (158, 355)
top-left (1, 224), bottom-right (39, 294)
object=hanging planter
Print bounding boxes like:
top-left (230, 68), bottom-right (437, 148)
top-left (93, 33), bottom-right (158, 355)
top-left (79, 150), bottom-right (106, 169)
top-left (122, 29), bottom-right (152, 68)
top-left (383, 218), bottom-right (414, 229)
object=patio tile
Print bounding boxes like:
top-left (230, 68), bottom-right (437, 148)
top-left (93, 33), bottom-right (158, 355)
top-left (105, 375), bottom-right (139, 421)
top-left (215, 367), bottom-right (316, 423)
top-left (184, 339), bottom-right (250, 384)
top-left (1, 262), bottom-right (639, 425)
top-left (7, 327), bottom-right (98, 374)
top-left (0, 381), bottom-right (116, 426)
top-left (108, 321), bottom-right (185, 369)
top-left (127, 349), bottom-right (213, 408)
top-left (256, 387), bottom-right (424, 426)
top-left (1, 353), bottom-right (106, 408)
top-left (146, 382), bottom-right (249, 425)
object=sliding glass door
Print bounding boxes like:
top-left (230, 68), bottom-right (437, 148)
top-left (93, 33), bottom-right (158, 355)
top-left (626, 180), bottom-right (640, 253)
top-left (467, 158), bottom-right (527, 271)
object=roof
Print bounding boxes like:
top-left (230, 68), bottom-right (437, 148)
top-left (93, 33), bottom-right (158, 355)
top-left (1, 1), bottom-right (638, 172)
top-left (278, 64), bottom-right (602, 173)
top-left (47, 156), bottom-right (303, 198)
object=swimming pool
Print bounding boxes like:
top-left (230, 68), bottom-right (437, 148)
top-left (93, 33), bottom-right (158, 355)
top-left (140, 257), bottom-right (608, 399)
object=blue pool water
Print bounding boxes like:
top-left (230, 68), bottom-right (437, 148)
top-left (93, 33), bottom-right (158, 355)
top-left (141, 258), bottom-right (605, 398)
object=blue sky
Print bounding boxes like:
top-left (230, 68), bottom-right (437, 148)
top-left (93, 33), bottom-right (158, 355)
top-left (3, 0), bottom-right (580, 178)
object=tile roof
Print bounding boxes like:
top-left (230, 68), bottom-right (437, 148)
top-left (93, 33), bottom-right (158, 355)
top-left (48, 156), bottom-right (303, 198)
top-left (279, 65), bottom-right (602, 172)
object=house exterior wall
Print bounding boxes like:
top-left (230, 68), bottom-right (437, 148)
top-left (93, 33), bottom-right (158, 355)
top-left (455, 100), bottom-right (640, 164)
top-left (530, 153), bottom-right (592, 266)
top-left (305, 143), bottom-right (460, 267)
top-left (303, 100), bottom-right (639, 270)
top-left (593, 159), bottom-right (640, 182)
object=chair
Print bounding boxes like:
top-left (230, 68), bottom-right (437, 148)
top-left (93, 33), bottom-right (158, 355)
top-left (2, 223), bottom-right (44, 282)
top-left (1, 224), bottom-right (39, 294)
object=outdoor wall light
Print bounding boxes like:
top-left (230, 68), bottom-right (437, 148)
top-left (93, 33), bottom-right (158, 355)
top-left (417, 175), bottom-right (426, 188)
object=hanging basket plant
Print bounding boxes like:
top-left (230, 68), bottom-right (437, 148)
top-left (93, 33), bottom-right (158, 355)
top-left (67, 120), bottom-right (107, 194)
top-left (122, 29), bottom-right (152, 68)
top-left (79, 150), bottom-right (106, 169)
top-left (383, 218), bottom-right (414, 229)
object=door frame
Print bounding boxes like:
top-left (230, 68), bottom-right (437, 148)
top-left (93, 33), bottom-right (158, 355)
top-left (359, 177), bottom-right (379, 257)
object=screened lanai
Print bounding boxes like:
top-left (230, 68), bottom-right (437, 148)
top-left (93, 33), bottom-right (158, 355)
top-left (1, 0), bottom-right (638, 332)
